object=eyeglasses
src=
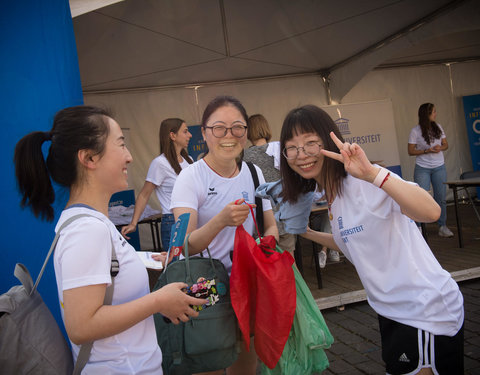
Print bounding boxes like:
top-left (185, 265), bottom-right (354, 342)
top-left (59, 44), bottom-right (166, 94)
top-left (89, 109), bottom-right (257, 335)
top-left (282, 141), bottom-right (323, 159)
top-left (204, 125), bottom-right (247, 138)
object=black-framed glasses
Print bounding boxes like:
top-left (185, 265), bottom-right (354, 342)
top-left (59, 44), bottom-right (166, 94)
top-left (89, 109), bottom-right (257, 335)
top-left (282, 141), bottom-right (323, 159)
top-left (204, 125), bottom-right (247, 138)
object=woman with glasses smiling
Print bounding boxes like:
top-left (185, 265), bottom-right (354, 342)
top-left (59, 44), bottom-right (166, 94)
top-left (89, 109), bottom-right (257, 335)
top-left (279, 105), bottom-right (464, 375)
top-left (170, 95), bottom-right (278, 375)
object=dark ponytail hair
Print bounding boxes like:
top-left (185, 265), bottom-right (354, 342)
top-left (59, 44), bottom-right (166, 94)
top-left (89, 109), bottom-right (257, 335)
top-left (159, 118), bottom-right (193, 175)
top-left (418, 103), bottom-right (442, 145)
top-left (14, 105), bottom-right (112, 221)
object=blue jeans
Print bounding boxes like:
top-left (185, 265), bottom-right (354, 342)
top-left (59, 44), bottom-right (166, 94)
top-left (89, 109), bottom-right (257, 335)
top-left (413, 164), bottom-right (447, 226)
top-left (161, 214), bottom-right (175, 251)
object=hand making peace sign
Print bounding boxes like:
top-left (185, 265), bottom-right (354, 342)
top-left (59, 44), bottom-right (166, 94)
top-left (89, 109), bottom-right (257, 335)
top-left (321, 132), bottom-right (380, 183)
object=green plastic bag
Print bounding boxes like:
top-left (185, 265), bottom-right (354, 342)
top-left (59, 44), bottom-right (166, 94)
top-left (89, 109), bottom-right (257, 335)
top-left (261, 266), bottom-right (334, 375)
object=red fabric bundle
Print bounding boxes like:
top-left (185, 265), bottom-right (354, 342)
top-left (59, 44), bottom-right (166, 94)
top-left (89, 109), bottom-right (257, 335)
top-left (230, 224), bottom-right (296, 369)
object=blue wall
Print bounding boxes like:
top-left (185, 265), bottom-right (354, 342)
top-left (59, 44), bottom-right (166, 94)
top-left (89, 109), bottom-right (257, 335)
top-left (0, 1), bottom-right (83, 329)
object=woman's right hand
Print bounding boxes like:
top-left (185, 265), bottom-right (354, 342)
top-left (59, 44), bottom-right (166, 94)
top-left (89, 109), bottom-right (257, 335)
top-left (218, 198), bottom-right (253, 227)
top-left (121, 223), bottom-right (136, 239)
top-left (154, 282), bottom-right (207, 324)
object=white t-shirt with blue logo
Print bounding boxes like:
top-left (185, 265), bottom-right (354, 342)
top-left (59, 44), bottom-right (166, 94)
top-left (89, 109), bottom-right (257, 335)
top-left (171, 160), bottom-right (272, 273)
top-left (330, 173), bottom-right (463, 336)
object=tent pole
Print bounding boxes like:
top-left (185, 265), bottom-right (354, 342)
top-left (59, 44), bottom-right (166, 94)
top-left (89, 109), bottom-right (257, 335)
top-left (321, 72), bottom-right (332, 105)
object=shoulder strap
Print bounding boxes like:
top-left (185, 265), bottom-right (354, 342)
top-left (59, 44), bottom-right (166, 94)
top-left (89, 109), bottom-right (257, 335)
top-left (33, 214), bottom-right (92, 293)
top-left (246, 162), bottom-right (264, 236)
top-left (73, 235), bottom-right (116, 374)
top-left (33, 213), bottom-right (117, 375)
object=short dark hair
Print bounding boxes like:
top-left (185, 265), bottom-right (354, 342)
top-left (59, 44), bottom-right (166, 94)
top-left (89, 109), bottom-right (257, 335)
top-left (14, 105), bottom-right (112, 221)
top-left (200, 95), bottom-right (248, 168)
top-left (201, 95), bottom-right (248, 127)
top-left (280, 105), bottom-right (346, 203)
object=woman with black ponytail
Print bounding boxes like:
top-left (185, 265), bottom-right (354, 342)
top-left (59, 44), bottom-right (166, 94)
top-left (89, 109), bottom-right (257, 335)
top-left (14, 105), bottom-right (204, 373)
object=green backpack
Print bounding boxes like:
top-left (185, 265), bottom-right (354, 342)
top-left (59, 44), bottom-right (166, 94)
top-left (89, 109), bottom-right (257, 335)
top-left (153, 242), bottom-right (239, 374)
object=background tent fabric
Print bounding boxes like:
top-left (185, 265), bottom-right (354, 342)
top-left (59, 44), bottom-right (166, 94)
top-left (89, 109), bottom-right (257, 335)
top-left (0, 1), bottom-right (83, 330)
top-left (72, 0), bottom-right (480, 103)
top-left (72, 0), bottom-right (479, 251)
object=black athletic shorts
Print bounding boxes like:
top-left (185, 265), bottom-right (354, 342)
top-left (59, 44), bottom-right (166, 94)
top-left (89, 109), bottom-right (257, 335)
top-left (378, 314), bottom-right (464, 374)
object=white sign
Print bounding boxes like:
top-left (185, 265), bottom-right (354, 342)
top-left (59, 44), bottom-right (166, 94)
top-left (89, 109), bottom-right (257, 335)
top-left (321, 99), bottom-right (402, 176)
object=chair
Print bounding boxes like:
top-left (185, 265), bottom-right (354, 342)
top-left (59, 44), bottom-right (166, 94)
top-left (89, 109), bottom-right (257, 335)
top-left (459, 171), bottom-right (480, 223)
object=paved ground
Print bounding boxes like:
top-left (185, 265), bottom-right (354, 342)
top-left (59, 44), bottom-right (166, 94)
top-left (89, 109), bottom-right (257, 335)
top-left (318, 278), bottom-right (480, 375)
top-left (255, 278), bottom-right (479, 374)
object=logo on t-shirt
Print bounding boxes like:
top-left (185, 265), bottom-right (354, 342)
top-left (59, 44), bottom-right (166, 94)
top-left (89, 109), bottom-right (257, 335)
top-left (118, 234), bottom-right (127, 247)
top-left (339, 224), bottom-right (364, 243)
top-left (208, 187), bottom-right (217, 196)
top-left (242, 191), bottom-right (249, 201)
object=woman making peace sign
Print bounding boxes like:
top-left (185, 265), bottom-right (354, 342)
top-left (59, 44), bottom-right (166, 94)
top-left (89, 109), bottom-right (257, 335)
top-left (279, 105), bottom-right (464, 375)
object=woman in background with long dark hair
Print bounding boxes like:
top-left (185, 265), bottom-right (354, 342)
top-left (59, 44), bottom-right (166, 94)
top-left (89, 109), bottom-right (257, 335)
top-left (408, 103), bottom-right (453, 237)
top-left (122, 118), bottom-right (193, 251)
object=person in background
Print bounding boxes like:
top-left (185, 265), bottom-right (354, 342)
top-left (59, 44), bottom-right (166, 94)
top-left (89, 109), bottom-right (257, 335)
top-left (171, 96), bottom-right (279, 375)
top-left (280, 104), bottom-right (464, 375)
top-left (311, 188), bottom-right (340, 268)
top-left (243, 113), bottom-right (296, 255)
top-left (14, 105), bottom-right (204, 373)
top-left (121, 118), bottom-right (193, 252)
top-left (408, 103), bottom-right (454, 238)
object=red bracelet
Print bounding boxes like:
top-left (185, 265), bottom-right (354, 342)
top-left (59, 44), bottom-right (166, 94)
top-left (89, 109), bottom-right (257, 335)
top-left (379, 172), bottom-right (390, 189)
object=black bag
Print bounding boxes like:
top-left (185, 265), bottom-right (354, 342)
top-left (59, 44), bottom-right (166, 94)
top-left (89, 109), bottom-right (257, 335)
top-left (153, 239), bottom-right (238, 375)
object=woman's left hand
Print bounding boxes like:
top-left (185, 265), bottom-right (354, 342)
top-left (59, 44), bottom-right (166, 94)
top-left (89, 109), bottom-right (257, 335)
top-left (322, 132), bottom-right (378, 183)
top-left (431, 145), bottom-right (441, 153)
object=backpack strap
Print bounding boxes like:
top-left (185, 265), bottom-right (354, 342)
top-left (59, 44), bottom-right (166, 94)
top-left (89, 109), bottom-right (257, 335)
top-left (73, 240), bottom-right (116, 375)
top-left (32, 213), bottom-right (118, 375)
top-left (246, 162), bottom-right (264, 236)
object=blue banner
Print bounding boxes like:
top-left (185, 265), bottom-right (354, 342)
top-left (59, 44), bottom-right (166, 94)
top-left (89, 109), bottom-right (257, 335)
top-left (462, 94), bottom-right (480, 197)
top-left (187, 125), bottom-right (207, 161)
top-left (462, 94), bottom-right (480, 172)
top-left (1, 0), bottom-right (83, 336)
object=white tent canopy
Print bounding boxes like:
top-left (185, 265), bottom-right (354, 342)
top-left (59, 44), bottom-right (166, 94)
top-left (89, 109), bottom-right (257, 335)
top-left (71, 1), bottom-right (480, 249)
top-left (72, 0), bottom-right (480, 102)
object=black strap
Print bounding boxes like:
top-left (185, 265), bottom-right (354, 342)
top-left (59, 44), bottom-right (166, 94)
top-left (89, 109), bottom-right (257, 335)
top-left (246, 162), bottom-right (264, 236)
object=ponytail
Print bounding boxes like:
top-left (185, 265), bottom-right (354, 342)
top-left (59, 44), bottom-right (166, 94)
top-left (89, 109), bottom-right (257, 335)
top-left (14, 105), bottom-right (111, 222)
top-left (14, 131), bottom-right (55, 221)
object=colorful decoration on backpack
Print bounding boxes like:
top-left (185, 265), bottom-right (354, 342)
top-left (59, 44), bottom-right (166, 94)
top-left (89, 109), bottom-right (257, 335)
top-left (185, 278), bottom-right (220, 312)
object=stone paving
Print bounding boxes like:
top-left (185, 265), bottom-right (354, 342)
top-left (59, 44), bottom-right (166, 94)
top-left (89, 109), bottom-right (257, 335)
top-left (319, 278), bottom-right (480, 375)
top-left (255, 278), bottom-right (479, 374)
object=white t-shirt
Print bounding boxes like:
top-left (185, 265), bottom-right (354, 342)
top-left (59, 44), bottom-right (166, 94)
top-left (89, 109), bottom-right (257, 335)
top-left (330, 173), bottom-right (463, 336)
top-left (408, 124), bottom-right (446, 168)
top-left (53, 206), bottom-right (163, 374)
top-left (170, 160), bottom-right (272, 273)
top-left (146, 154), bottom-right (190, 215)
